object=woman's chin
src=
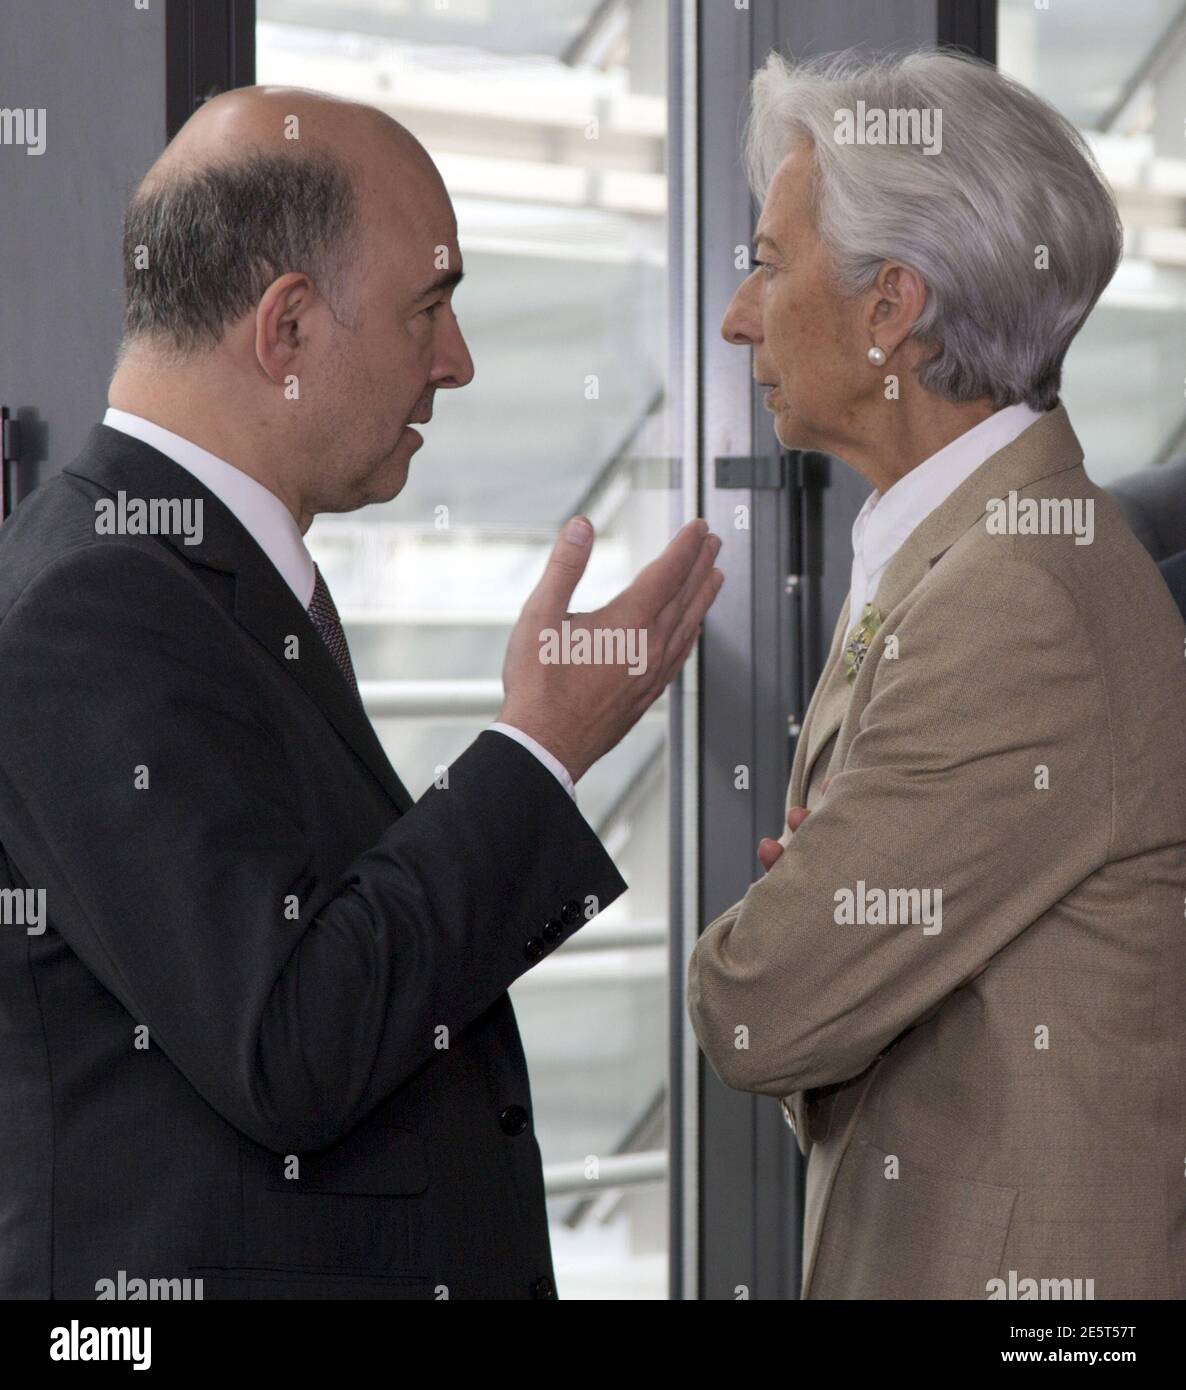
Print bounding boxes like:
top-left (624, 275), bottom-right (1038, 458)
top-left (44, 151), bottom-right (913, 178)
top-left (772, 409), bottom-right (799, 450)
top-left (773, 407), bottom-right (828, 454)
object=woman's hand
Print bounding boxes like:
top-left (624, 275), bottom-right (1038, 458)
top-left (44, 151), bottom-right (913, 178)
top-left (757, 779), bottom-right (829, 873)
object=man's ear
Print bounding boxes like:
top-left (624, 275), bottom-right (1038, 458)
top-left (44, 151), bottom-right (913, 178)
top-left (866, 262), bottom-right (927, 357)
top-left (254, 272), bottom-right (313, 385)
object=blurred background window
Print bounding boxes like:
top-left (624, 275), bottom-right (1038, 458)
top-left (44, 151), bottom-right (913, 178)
top-left (258, 0), bottom-right (677, 1298)
top-left (999, 0), bottom-right (1186, 483)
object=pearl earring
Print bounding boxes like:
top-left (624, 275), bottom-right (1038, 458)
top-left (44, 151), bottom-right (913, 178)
top-left (867, 345), bottom-right (887, 367)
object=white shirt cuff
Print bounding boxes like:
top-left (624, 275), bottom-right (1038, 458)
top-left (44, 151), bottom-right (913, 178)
top-left (487, 723), bottom-right (577, 801)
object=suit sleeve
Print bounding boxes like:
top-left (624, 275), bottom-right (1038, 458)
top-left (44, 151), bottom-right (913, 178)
top-left (0, 542), bottom-right (626, 1153)
top-left (687, 554), bottom-right (1111, 1096)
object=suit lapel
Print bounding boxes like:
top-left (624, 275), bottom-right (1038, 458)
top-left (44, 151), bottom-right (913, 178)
top-left (66, 425), bottom-right (414, 816)
top-left (229, 547), bottom-right (414, 816)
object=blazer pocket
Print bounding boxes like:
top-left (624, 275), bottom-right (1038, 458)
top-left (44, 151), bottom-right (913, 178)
top-left (188, 1266), bottom-right (434, 1300)
top-left (263, 1127), bottom-right (429, 1196)
top-left (814, 1138), bottom-right (1017, 1300)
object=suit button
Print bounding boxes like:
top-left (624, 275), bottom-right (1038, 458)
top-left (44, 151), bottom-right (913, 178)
top-left (542, 917), bottom-right (563, 943)
top-left (560, 899), bottom-right (582, 926)
top-left (531, 1275), bottom-right (556, 1299)
top-left (524, 936), bottom-right (545, 962)
top-left (499, 1105), bottom-right (529, 1136)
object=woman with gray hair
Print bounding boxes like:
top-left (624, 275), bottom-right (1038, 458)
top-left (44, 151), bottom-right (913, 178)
top-left (729, 48), bottom-right (1121, 483)
top-left (689, 49), bottom-right (1186, 1300)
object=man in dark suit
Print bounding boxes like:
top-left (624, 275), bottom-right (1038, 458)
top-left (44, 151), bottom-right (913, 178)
top-left (1110, 455), bottom-right (1186, 560)
top-left (0, 88), bottom-right (721, 1299)
top-left (1161, 549), bottom-right (1186, 620)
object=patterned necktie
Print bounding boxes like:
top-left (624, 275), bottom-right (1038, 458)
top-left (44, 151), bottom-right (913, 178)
top-left (307, 565), bottom-right (360, 700)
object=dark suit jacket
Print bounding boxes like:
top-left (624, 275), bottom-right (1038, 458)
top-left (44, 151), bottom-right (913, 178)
top-left (1109, 455), bottom-right (1186, 560)
top-left (0, 424), bottom-right (626, 1300)
top-left (1160, 547), bottom-right (1186, 620)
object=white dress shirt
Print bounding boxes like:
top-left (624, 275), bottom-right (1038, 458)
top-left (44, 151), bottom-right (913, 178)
top-left (101, 408), bottom-right (576, 800)
top-left (848, 401), bottom-right (1045, 627)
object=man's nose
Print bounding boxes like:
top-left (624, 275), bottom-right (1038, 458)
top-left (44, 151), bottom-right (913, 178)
top-left (721, 275), bottom-right (760, 347)
top-left (433, 313), bottom-right (475, 389)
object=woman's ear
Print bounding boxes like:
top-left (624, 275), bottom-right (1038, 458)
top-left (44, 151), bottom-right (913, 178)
top-left (867, 262), bottom-right (927, 357)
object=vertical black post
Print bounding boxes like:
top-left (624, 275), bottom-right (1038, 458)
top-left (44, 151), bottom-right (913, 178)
top-left (937, 0), bottom-right (998, 63)
top-left (166, 0), bottom-right (256, 142)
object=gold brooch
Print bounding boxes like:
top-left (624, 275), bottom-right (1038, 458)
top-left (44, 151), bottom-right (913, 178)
top-left (842, 604), bottom-right (884, 683)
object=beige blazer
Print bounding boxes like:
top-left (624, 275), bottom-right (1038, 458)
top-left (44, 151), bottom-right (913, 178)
top-left (688, 405), bottom-right (1186, 1299)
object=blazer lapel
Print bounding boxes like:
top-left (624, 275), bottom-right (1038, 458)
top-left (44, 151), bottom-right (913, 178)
top-left (791, 404), bottom-right (1085, 809)
top-left (872, 403), bottom-right (1085, 622)
top-left (788, 596), bottom-right (851, 809)
top-left (66, 425), bottom-right (415, 816)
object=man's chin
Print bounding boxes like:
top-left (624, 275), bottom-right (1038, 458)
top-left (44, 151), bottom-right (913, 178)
top-left (383, 427), bottom-right (423, 490)
top-left (378, 459), bottom-right (411, 502)
top-left (366, 442), bottom-right (416, 505)
top-left (346, 429), bottom-right (421, 509)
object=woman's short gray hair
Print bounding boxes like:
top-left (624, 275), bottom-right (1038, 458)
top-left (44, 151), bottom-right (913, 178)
top-left (745, 49), bottom-right (1123, 411)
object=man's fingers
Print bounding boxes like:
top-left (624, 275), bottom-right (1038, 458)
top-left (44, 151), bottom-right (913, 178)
top-left (657, 533), bottom-right (721, 635)
top-left (660, 568), bottom-right (723, 680)
top-left (657, 616), bottom-right (704, 690)
top-left (525, 516), bottom-right (595, 621)
top-left (619, 518), bottom-right (709, 619)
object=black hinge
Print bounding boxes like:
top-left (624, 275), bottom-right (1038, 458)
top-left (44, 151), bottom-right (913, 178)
top-left (714, 454), bottom-right (790, 490)
top-left (1, 406), bottom-right (22, 521)
top-left (714, 451), bottom-right (831, 493)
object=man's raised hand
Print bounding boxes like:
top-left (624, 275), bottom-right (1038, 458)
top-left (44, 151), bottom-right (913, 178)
top-left (499, 516), bottom-right (723, 782)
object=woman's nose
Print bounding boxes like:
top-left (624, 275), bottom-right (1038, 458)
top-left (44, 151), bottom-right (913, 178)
top-left (721, 278), bottom-right (759, 346)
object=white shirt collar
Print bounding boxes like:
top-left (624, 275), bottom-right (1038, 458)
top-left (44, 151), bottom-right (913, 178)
top-left (849, 401), bottom-right (1045, 624)
top-left (102, 408), bottom-right (316, 608)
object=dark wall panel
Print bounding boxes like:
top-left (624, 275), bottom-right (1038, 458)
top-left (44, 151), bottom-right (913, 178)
top-left (0, 0), bottom-right (166, 497)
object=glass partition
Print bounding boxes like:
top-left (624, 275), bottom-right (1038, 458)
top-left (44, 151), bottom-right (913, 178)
top-left (999, 0), bottom-right (1186, 482)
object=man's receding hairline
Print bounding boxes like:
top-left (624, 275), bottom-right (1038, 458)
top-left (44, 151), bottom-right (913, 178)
top-left (140, 140), bottom-right (364, 198)
top-left (142, 90), bottom-right (426, 197)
